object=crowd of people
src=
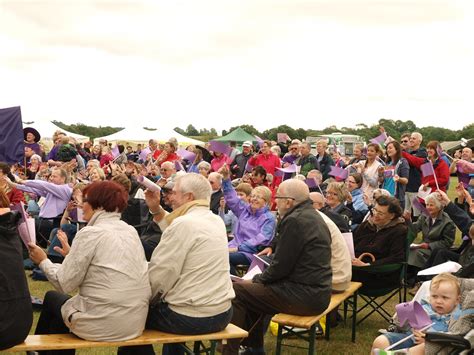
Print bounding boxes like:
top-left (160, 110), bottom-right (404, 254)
top-left (0, 126), bottom-right (473, 354)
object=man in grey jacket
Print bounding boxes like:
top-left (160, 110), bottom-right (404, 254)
top-left (222, 179), bottom-right (332, 355)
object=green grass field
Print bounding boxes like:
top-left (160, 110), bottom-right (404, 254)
top-left (2, 178), bottom-right (462, 354)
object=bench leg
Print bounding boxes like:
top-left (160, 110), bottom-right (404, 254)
top-left (308, 324), bottom-right (316, 355)
top-left (352, 291), bottom-right (358, 343)
top-left (325, 314), bottom-right (331, 341)
top-left (275, 323), bottom-right (283, 355)
top-left (209, 340), bottom-right (217, 355)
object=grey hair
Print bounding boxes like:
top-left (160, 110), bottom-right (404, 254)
top-left (279, 179), bottom-right (309, 204)
top-left (411, 132), bottom-right (423, 142)
top-left (175, 173), bottom-right (212, 202)
top-left (425, 192), bottom-right (443, 209)
top-left (270, 145), bottom-right (281, 156)
top-left (197, 161), bottom-right (211, 171)
top-left (30, 154), bottom-right (42, 163)
top-left (161, 161), bottom-right (175, 171)
top-left (208, 171), bottom-right (223, 184)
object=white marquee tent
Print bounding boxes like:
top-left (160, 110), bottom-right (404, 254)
top-left (94, 126), bottom-right (204, 147)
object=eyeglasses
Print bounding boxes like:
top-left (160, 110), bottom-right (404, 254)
top-left (372, 208), bottom-right (388, 216)
top-left (250, 194), bottom-right (265, 200)
top-left (290, 147), bottom-right (298, 151)
top-left (325, 191), bottom-right (338, 196)
top-left (401, 140), bottom-right (409, 143)
top-left (275, 196), bottom-right (296, 200)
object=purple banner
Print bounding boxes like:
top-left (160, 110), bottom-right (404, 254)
top-left (0, 106), bottom-right (24, 164)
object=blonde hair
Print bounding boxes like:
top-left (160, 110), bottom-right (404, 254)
top-left (235, 183), bottom-right (252, 196)
top-left (430, 273), bottom-right (460, 296)
top-left (326, 181), bottom-right (348, 203)
top-left (252, 185), bottom-right (272, 205)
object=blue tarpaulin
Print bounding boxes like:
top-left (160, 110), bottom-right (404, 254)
top-left (0, 106), bottom-right (24, 164)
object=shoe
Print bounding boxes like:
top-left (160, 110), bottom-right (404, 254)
top-left (238, 346), bottom-right (265, 355)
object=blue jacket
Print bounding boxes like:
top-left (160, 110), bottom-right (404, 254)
top-left (222, 179), bottom-right (276, 261)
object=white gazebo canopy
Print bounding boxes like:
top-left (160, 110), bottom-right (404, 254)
top-left (94, 126), bottom-right (204, 147)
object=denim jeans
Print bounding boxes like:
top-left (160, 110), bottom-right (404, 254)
top-left (47, 224), bottom-right (78, 262)
top-left (118, 302), bottom-right (233, 355)
top-left (229, 252), bottom-right (251, 275)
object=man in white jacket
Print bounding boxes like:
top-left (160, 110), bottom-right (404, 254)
top-left (125, 173), bottom-right (235, 355)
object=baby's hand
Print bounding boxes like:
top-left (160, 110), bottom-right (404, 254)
top-left (413, 329), bottom-right (425, 344)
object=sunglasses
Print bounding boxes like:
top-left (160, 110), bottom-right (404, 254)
top-left (401, 140), bottom-right (409, 143)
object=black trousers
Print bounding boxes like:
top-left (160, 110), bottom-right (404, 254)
top-left (0, 297), bottom-right (33, 350)
top-left (222, 282), bottom-right (329, 355)
top-left (35, 290), bottom-right (73, 355)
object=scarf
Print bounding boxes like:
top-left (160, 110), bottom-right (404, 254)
top-left (164, 199), bottom-right (209, 225)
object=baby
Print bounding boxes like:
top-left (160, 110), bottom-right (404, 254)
top-left (372, 273), bottom-right (462, 355)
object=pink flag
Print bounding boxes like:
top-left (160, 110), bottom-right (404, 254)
top-left (209, 141), bottom-right (232, 155)
top-left (12, 202), bottom-right (36, 247)
top-left (139, 147), bottom-right (151, 162)
top-left (304, 178), bottom-right (318, 188)
top-left (328, 166), bottom-right (348, 180)
top-left (395, 300), bottom-right (431, 329)
top-left (275, 164), bottom-right (299, 177)
top-left (370, 132), bottom-right (388, 145)
top-left (254, 135), bottom-right (264, 148)
top-left (412, 197), bottom-right (429, 216)
top-left (384, 169), bottom-right (394, 178)
top-left (177, 148), bottom-right (196, 162)
top-left (420, 161), bottom-right (434, 177)
top-left (277, 133), bottom-right (290, 143)
top-left (111, 145), bottom-right (120, 159)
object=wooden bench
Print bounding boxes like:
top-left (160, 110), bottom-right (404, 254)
top-left (5, 323), bottom-right (248, 354)
top-left (271, 281), bottom-right (362, 355)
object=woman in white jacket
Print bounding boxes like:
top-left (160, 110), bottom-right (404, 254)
top-left (28, 181), bottom-right (151, 354)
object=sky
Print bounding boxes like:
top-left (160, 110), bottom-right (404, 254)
top-left (1, 0), bottom-right (473, 134)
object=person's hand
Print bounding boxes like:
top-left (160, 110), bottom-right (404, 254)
top-left (53, 230), bottom-right (71, 257)
top-left (435, 190), bottom-right (450, 206)
top-left (351, 258), bottom-right (370, 267)
top-left (403, 210), bottom-right (412, 222)
top-left (413, 329), bottom-right (426, 344)
top-left (28, 243), bottom-right (47, 265)
top-left (257, 247), bottom-right (273, 256)
top-left (422, 183), bottom-right (430, 191)
top-left (218, 164), bottom-right (230, 180)
top-left (228, 247), bottom-right (238, 253)
top-left (144, 189), bottom-right (163, 216)
top-left (378, 166), bottom-right (385, 174)
top-left (363, 192), bottom-right (371, 206)
top-left (66, 201), bottom-right (76, 212)
top-left (455, 182), bottom-right (467, 201)
top-left (47, 159), bottom-right (56, 166)
top-left (393, 174), bottom-right (400, 182)
top-left (419, 243), bottom-right (430, 250)
top-left (346, 192), bottom-right (353, 203)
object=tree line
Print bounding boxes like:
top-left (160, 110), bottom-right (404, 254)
top-left (53, 119), bottom-right (474, 143)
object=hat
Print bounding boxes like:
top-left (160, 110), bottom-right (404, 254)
top-left (242, 141), bottom-right (252, 147)
top-left (23, 127), bottom-right (41, 143)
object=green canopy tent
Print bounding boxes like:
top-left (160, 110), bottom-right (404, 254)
top-left (213, 127), bottom-right (258, 145)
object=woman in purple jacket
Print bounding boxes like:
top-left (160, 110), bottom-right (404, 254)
top-left (219, 165), bottom-right (276, 275)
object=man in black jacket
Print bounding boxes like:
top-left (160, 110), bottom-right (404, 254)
top-left (222, 179), bottom-right (332, 355)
